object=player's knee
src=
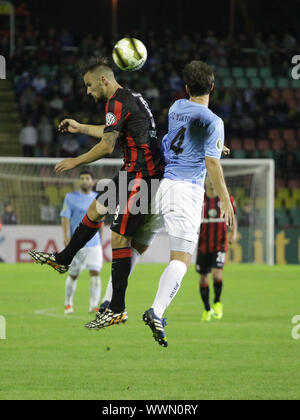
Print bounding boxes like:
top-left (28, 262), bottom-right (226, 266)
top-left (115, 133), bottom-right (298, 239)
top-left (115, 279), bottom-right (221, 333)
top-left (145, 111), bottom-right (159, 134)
top-left (170, 250), bottom-right (191, 269)
top-left (131, 240), bottom-right (148, 255)
top-left (90, 270), bottom-right (99, 277)
top-left (200, 275), bottom-right (209, 287)
top-left (111, 232), bottom-right (131, 249)
top-left (213, 275), bottom-right (223, 284)
top-left (87, 199), bottom-right (105, 222)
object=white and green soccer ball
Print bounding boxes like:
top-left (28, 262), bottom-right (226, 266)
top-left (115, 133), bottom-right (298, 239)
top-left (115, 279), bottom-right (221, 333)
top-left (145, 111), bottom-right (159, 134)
top-left (112, 37), bottom-right (147, 72)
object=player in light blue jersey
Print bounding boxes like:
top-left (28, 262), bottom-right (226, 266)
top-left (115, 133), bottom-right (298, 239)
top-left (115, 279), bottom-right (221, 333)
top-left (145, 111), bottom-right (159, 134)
top-left (60, 171), bottom-right (104, 314)
top-left (143, 61), bottom-right (235, 347)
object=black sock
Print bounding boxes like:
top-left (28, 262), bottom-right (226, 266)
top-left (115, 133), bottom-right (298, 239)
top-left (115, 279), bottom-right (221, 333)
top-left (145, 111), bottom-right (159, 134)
top-left (109, 248), bottom-right (132, 313)
top-left (200, 286), bottom-right (210, 311)
top-left (56, 215), bottom-right (103, 265)
top-left (214, 280), bottom-right (223, 304)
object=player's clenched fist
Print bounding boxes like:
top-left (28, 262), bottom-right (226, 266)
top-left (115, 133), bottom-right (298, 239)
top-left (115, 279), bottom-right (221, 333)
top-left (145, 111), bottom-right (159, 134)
top-left (55, 158), bottom-right (78, 173)
top-left (58, 119), bottom-right (81, 133)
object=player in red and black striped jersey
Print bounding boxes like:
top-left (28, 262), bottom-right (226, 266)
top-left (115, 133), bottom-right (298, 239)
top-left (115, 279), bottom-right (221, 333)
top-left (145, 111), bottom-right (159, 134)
top-left (29, 57), bottom-right (164, 329)
top-left (104, 87), bottom-right (164, 177)
top-left (196, 175), bottom-right (237, 322)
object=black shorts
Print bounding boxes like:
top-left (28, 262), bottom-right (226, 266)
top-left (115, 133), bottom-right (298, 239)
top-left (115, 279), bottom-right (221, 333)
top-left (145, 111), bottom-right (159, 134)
top-left (196, 251), bottom-right (226, 275)
top-left (96, 171), bottom-right (161, 238)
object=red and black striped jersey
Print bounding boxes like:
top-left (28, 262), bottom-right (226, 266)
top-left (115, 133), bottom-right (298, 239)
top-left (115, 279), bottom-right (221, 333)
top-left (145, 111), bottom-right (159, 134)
top-left (198, 194), bottom-right (236, 253)
top-left (104, 88), bottom-right (165, 177)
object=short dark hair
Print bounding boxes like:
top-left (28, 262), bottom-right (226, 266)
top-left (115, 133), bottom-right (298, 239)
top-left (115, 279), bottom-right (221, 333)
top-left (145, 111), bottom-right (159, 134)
top-left (79, 170), bottom-right (94, 179)
top-left (183, 60), bottom-right (215, 96)
top-left (77, 56), bottom-right (113, 77)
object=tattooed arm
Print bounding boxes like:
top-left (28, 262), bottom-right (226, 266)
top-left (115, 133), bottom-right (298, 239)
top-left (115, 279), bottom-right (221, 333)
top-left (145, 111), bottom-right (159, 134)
top-left (55, 131), bottom-right (119, 173)
top-left (58, 119), bottom-right (105, 139)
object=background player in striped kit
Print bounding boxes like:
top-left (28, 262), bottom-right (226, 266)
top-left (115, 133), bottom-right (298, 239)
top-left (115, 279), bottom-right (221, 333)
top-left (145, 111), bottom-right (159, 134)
top-left (60, 171), bottom-right (104, 314)
top-left (196, 175), bottom-right (237, 322)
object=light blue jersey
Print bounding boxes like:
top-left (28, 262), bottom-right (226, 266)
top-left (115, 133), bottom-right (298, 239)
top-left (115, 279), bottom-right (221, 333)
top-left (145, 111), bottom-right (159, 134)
top-left (60, 191), bottom-right (101, 248)
top-left (161, 99), bottom-right (224, 187)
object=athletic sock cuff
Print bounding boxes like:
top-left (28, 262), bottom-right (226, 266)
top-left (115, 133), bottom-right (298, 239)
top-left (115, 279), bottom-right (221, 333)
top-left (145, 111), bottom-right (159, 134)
top-left (112, 248), bottom-right (133, 260)
top-left (82, 214), bottom-right (103, 229)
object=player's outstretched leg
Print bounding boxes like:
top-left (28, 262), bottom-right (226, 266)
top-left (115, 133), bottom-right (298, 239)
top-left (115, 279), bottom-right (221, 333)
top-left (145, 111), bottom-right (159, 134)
top-left (142, 308), bottom-right (168, 348)
top-left (29, 250), bottom-right (69, 274)
top-left (84, 308), bottom-right (128, 330)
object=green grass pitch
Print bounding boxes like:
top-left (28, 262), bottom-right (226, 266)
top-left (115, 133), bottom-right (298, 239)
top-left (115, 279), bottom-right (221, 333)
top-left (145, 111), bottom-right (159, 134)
top-left (1, 263), bottom-right (300, 400)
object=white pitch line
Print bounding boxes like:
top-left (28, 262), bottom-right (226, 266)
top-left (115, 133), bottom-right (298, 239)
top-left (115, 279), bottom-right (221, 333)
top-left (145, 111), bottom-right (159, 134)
top-left (34, 308), bottom-right (90, 320)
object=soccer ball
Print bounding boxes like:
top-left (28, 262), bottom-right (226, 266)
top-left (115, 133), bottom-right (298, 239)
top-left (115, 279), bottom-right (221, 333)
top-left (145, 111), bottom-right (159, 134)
top-left (112, 37), bottom-right (147, 72)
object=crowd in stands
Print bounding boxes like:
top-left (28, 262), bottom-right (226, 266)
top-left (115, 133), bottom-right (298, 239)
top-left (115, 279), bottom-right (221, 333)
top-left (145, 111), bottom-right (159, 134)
top-left (2, 26), bottom-right (299, 183)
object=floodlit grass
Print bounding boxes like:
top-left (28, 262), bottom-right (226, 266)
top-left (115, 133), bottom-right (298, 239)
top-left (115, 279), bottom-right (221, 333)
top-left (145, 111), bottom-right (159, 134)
top-left (0, 263), bottom-right (300, 400)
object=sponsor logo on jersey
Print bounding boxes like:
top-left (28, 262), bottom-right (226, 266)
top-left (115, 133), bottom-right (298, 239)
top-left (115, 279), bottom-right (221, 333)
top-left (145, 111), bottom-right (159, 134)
top-left (106, 112), bottom-right (117, 126)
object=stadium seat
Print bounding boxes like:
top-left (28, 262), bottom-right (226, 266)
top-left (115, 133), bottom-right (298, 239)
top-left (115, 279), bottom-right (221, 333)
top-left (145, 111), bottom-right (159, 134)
top-left (245, 68), bottom-right (258, 78)
top-left (223, 78), bottom-right (234, 88)
top-left (274, 196), bottom-right (283, 209)
top-left (236, 78), bottom-right (248, 88)
top-left (230, 138), bottom-right (242, 150)
top-left (277, 78), bottom-right (290, 89)
top-left (297, 128), bottom-right (300, 140)
top-left (275, 209), bottom-right (290, 226)
top-left (45, 186), bottom-right (61, 207)
top-left (259, 67), bottom-right (272, 78)
top-left (263, 150), bottom-right (276, 159)
top-left (268, 129), bottom-right (281, 141)
top-left (244, 138), bottom-right (256, 151)
top-left (232, 67), bottom-right (244, 78)
top-left (292, 188), bottom-right (300, 200)
top-left (291, 79), bottom-right (300, 88)
top-left (265, 78), bottom-right (276, 88)
top-left (250, 78), bottom-right (262, 88)
top-left (289, 209), bottom-right (300, 225)
top-left (257, 139), bottom-right (270, 150)
top-left (277, 188), bottom-right (290, 200)
top-left (233, 150), bottom-right (247, 158)
top-left (284, 197), bottom-right (298, 209)
top-left (217, 67), bottom-right (230, 78)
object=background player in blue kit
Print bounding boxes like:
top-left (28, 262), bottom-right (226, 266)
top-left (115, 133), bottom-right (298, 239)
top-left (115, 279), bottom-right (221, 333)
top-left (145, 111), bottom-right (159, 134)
top-left (60, 171), bottom-right (104, 314)
top-left (143, 61), bottom-right (235, 347)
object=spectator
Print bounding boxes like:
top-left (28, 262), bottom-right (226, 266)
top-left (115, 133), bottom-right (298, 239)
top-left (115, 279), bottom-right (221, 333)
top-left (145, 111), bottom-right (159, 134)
top-left (2, 203), bottom-right (18, 225)
top-left (19, 120), bottom-right (38, 157)
top-left (60, 135), bottom-right (80, 157)
top-left (37, 116), bottom-right (54, 156)
top-left (32, 73), bottom-right (47, 94)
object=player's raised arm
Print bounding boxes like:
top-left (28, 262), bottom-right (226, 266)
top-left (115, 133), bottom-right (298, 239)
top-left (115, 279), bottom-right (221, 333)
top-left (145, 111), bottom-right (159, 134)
top-left (55, 130), bottom-right (119, 173)
top-left (58, 119), bottom-right (105, 139)
top-left (205, 156), bottom-right (234, 227)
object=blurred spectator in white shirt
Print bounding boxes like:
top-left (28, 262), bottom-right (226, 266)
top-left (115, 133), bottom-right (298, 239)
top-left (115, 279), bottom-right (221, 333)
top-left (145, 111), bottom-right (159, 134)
top-left (19, 120), bottom-right (38, 157)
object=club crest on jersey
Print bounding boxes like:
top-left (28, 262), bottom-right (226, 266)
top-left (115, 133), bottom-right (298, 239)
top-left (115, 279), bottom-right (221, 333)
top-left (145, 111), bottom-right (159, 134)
top-left (216, 139), bottom-right (223, 151)
top-left (106, 112), bottom-right (117, 126)
top-left (208, 209), bottom-right (218, 218)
